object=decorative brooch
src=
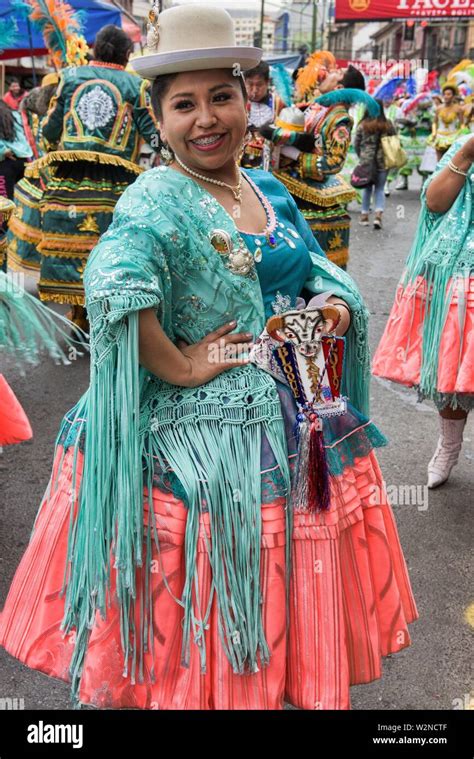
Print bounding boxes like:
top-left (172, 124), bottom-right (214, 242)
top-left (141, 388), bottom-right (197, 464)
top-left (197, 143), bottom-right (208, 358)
top-left (210, 229), bottom-right (256, 278)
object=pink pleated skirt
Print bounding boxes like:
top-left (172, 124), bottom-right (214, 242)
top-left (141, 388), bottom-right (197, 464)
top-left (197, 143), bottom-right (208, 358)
top-left (372, 275), bottom-right (474, 394)
top-left (0, 444), bottom-right (418, 710)
top-left (0, 374), bottom-right (33, 446)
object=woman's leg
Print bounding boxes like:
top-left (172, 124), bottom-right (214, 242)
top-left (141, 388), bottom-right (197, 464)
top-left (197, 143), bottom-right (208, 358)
top-left (427, 407), bottom-right (468, 488)
top-left (360, 185), bottom-right (371, 224)
top-left (374, 170), bottom-right (388, 213)
top-left (373, 171), bottom-right (387, 228)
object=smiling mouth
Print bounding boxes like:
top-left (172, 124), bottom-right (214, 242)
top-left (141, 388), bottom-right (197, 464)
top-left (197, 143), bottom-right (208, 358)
top-left (190, 133), bottom-right (226, 147)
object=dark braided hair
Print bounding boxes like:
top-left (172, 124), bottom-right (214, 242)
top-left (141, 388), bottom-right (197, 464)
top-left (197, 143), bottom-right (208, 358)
top-left (93, 25), bottom-right (133, 66)
top-left (0, 101), bottom-right (15, 142)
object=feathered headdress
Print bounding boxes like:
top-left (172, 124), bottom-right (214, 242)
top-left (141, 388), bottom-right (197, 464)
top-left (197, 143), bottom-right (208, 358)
top-left (270, 63), bottom-right (294, 107)
top-left (17, 0), bottom-right (89, 69)
top-left (373, 62), bottom-right (408, 100)
top-left (446, 59), bottom-right (474, 81)
top-left (315, 88), bottom-right (381, 119)
top-left (295, 51), bottom-right (336, 99)
top-left (373, 77), bottom-right (403, 102)
top-left (401, 92), bottom-right (431, 115)
top-left (426, 70), bottom-right (440, 94)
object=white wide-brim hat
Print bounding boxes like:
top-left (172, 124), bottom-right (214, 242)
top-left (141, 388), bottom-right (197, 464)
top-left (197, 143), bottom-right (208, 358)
top-left (130, 4), bottom-right (262, 80)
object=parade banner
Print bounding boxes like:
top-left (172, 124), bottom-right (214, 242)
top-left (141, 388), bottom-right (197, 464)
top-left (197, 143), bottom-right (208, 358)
top-left (335, 0), bottom-right (474, 21)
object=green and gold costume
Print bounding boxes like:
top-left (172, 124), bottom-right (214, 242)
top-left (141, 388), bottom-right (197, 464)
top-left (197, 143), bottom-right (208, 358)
top-left (33, 61), bottom-right (159, 305)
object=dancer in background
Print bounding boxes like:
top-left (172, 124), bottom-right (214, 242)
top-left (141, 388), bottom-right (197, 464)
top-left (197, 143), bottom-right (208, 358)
top-left (261, 58), bottom-right (376, 269)
top-left (0, 102), bottom-right (33, 271)
top-left (241, 61), bottom-right (288, 170)
top-left (36, 23), bottom-right (159, 329)
top-left (430, 84), bottom-right (465, 161)
top-left (373, 134), bottom-right (474, 488)
top-left (7, 74), bottom-right (59, 274)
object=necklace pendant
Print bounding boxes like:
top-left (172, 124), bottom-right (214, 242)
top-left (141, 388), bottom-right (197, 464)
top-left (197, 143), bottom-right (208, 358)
top-left (254, 246), bottom-right (262, 263)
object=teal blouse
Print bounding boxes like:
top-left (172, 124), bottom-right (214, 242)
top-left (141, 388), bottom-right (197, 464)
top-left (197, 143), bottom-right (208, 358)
top-left (239, 168), bottom-right (317, 319)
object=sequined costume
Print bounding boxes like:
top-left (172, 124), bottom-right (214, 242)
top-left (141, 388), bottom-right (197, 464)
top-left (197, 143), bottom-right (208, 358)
top-left (0, 111), bottom-right (33, 272)
top-left (373, 135), bottom-right (474, 413)
top-left (0, 167), bottom-right (417, 710)
top-left (430, 104), bottom-right (464, 154)
top-left (269, 99), bottom-right (356, 268)
top-left (241, 91), bottom-right (283, 170)
top-left (7, 94), bottom-right (53, 274)
top-left (33, 61), bottom-right (159, 305)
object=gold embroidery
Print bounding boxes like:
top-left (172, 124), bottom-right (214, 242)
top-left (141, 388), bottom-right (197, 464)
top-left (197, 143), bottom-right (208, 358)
top-left (78, 214), bottom-right (100, 233)
top-left (328, 231), bottom-right (343, 250)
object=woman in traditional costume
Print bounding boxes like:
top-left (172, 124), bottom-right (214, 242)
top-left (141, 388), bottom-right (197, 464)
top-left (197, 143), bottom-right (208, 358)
top-left (260, 59), bottom-right (373, 270)
top-left (0, 5), bottom-right (418, 710)
top-left (6, 75), bottom-right (59, 274)
top-left (0, 198), bottom-right (84, 446)
top-left (35, 24), bottom-right (160, 329)
top-left (0, 102), bottom-right (33, 271)
top-left (373, 134), bottom-right (474, 488)
top-left (430, 84), bottom-right (465, 161)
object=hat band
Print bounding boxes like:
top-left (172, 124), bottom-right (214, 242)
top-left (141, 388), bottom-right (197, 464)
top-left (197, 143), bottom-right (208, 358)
top-left (275, 119), bottom-right (305, 132)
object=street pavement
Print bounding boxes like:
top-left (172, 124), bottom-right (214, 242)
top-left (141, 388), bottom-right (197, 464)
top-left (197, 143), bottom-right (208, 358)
top-left (0, 176), bottom-right (472, 711)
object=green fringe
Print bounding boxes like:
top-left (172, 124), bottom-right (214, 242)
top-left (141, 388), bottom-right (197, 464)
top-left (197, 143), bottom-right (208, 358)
top-left (401, 135), bottom-right (473, 400)
top-left (0, 271), bottom-right (87, 367)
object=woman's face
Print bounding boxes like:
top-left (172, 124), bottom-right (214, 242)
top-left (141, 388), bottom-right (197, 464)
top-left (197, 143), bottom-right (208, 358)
top-left (443, 88), bottom-right (454, 105)
top-left (159, 69), bottom-right (248, 173)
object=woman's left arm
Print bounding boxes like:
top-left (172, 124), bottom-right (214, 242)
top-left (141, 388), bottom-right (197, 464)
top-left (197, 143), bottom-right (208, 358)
top-left (425, 136), bottom-right (474, 213)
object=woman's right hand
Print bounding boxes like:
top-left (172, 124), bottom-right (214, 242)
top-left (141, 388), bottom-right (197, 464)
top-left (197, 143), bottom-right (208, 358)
top-left (176, 320), bottom-right (254, 388)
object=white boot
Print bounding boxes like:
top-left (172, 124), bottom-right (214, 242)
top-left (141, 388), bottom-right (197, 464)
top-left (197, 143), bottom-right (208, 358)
top-left (395, 174), bottom-right (408, 190)
top-left (427, 417), bottom-right (467, 489)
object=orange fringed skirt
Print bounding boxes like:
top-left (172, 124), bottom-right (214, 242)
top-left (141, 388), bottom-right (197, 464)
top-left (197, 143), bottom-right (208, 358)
top-left (0, 445), bottom-right (418, 710)
top-left (373, 276), bottom-right (474, 396)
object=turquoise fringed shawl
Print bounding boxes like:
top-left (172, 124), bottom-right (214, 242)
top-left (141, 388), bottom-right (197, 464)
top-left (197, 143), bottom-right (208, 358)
top-left (400, 134), bottom-right (473, 403)
top-left (57, 166), bottom-right (372, 704)
top-left (0, 271), bottom-right (86, 366)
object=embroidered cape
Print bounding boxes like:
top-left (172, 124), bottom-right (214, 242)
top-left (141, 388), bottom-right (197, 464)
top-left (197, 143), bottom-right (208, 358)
top-left (38, 63), bottom-right (160, 174)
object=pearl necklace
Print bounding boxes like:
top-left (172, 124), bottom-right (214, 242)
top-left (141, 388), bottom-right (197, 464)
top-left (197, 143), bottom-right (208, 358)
top-left (174, 154), bottom-right (243, 203)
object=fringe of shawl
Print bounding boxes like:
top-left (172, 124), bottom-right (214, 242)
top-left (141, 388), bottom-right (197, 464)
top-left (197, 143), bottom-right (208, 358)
top-left (59, 300), bottom-right (293, 705)
top-left (0, 270), bottom-right (87, 367)
top-left (400, 136), bottom-right (473, 400)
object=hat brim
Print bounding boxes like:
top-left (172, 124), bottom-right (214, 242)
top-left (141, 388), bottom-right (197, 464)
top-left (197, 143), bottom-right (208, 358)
top-left (130, 47), bottom-right (262, 79)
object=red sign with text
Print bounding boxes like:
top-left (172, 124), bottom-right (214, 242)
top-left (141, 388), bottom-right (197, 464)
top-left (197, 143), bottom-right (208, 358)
top-left (335, 0), bottom-right (474, 20)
